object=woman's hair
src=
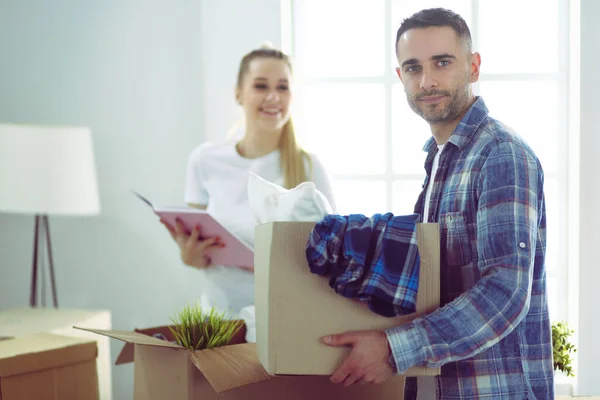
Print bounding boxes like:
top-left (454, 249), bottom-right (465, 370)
top-left (236, 46), bottom-right (312, 189)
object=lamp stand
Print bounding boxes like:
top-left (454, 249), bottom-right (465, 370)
top-left (30, 214), bottom-right (58, 308)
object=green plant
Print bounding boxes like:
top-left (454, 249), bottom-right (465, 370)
top-left (552, 321), bottom-right (576, 377)
top-left (168, 302), bottom-right (244, 350)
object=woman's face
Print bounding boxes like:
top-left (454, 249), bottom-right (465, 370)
top-left (236, 57), bottom-right (293, 131)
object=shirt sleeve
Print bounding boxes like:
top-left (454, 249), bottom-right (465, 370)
top-left (184, 144), bottom-right (210, 206)
top-left (307, 152), bottom-right (337, 213)
top-left (385, 141), bottom-right (543, 372)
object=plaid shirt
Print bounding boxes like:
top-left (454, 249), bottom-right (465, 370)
top-left (386, 97), bottom-right (553, 399)
top-left (306, 213), bottom-right (421, 317)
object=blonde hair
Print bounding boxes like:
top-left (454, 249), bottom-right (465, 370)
top-left (236, 46), bottom-right (312, 189)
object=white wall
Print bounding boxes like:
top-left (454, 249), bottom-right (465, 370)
top-left (0, 1), bottom-right (283, 399)
top-left (200, 0), bottom-right (283, 141)
top-left (576, 0), bottom-right (600, 395)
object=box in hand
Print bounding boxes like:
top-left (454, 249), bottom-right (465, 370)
top-left (254, 221), bottom-right (441, 377)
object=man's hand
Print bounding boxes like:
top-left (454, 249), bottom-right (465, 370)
top-left (322, 330), bottom-right (395, 387)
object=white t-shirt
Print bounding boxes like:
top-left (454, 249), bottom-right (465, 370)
top-left (418, 143), bottom-right (444, 400)
top-left (422, 144), bottom-right (445, 223)
top-left (184, 141), bottom-right (336, 315)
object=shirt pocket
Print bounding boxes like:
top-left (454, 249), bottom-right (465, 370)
top-left (440, 211), bottom-right (472, 267)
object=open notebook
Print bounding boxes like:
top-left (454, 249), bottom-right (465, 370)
top-left (133, 191), bottom-right (254, 268)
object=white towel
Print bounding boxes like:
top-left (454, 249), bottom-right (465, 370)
top-left (239, 305), bottom-right (256, 343)
top-left (247, 172), bottom-right (332, 224)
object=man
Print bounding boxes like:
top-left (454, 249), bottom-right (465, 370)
top-left (322, 8), bottom-right (553, 399)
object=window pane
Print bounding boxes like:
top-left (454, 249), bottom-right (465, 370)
top-left (295, 84), bottom-right (386, 175)
top-left (478, 81), bottom-right (559, 172)
top-left (547, 276), bottom-right (559, 321)
top-left (544, 178), bottom-right (559, 273)
top-left (392, 179), bottom-right (424, 215)
top-left (392, 84), bottom-right (430, 174)
top-left (333, 180), bottom-right (387, 216)
top-left (479, 0), bottom-right (558, 74)
top-left (391, 0), bottom-right (472, 68)
top-left (293, 0), bottom-right (385, 78)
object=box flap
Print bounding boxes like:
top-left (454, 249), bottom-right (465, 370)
top-left (111, 322), bottom-right (247, 365)
top-left (189, 343), bottom-right (273, 393)
top-left (74, 327), bottom-right (181, 349)
top-left (114, 325), bottom-right (178, 365)
top-left (0, 333), bottom-right (97, 377)
top-left (116, 343), bottom-right (134, 365)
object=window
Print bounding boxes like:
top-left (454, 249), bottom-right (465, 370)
top-left (289, 0), bottom-right (571, 326)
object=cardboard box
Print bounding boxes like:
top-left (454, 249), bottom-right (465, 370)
top-left (254, 221), bottom-right (440, 376)
top-left (0, 307), bottom-right (112, 400)
top-left (76, 326), bottom-right (405, 399)
top-left (76, 221), bottom-right (439, 398)
top-left (0, 332), bottom-right (98, 400)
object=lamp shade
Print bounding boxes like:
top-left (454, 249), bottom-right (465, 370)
top-left (0, 123), bottom-right (101, 215)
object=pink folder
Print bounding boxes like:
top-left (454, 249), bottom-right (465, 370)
top-left (134, 191), bottom-right (254, 268)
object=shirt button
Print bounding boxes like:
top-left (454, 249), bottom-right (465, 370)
top-left (519, 242), bottom-right (526, 249)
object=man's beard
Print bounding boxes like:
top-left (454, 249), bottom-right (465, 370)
top-left (407, 79), bottom-right (471, 125)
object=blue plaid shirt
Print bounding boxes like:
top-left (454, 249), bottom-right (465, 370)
top-left (386, 97), bottom-right (553, 399)
top-left (306, 213), bottom-right (421, 317)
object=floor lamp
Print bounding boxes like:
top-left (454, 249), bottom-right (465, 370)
top-left (0, 124), bottom-right (101, 308)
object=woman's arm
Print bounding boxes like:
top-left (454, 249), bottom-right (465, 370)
top-left (308, 153), bottom-right (337, 212)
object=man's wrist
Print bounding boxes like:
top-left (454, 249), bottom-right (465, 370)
top-left (385, 321), bottom-right (430, 373)
top-left (385, 332), bottom-right (398, 374)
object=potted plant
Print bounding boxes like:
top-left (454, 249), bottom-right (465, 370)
top-left (552, 321), bottom-right (576, 377)
top-left (168, 302), bottom-right (245, 350)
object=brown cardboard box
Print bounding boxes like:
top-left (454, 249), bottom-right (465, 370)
top-left (76, 326), bottom-right (405, 399)
top-left (0, 307), bottom-right (112, 399)
top-left (0, 332), bottom-right (98, 400)
top-left (254, 221), bottom-right (441, 377)
top-left (76, 221), bottom-right (439, 398)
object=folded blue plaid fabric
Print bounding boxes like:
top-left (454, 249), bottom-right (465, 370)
top-left (305, 212), bottom-right (420, 317)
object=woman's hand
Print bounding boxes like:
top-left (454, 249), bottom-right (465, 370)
top-left (161, 218), bottom-right (224, 269)
top-left (238, 265), bottom-right (255, 272)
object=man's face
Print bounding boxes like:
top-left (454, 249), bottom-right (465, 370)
top-left (395, 26), bottom-right (479, 125)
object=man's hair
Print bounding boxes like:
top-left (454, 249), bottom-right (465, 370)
top-left (395, 8), bottom-right (472, 53)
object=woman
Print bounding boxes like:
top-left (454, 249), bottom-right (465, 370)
top-left (162, 46), bottom-right (336, 315)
